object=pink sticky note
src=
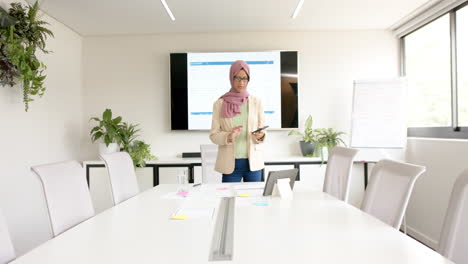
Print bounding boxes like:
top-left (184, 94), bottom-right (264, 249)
top-left (216, 187), bottom-right (229, 191)
top-left (176, 192), bottom-right (189, 196)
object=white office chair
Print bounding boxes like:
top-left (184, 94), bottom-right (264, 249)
top-left (360, 159), bottom-right (425, 230)
top-left (200, 144), bottom-right (222, 184)
top-left (437, 169), bottom-right (468, 264)
top-left (322, 146), bottom-right (359, 202)
top-left (0, 210), bottom-right (15, 264)
top-left (99, 152), bottom-right (140, 205)
top-left (32, 161), bottom-right (95, 237)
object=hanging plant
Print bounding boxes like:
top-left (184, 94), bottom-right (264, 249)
top-left (0, 1), bottom-right (53, 111)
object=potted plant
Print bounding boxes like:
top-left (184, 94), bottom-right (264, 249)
top-left (288, 115), bottom-right (319, 157)
top-left (314, 128), bottom-right (347, 161)
top-left (0, 1), bottom-right (54, 111)
top-left (289, 115), bottom-right (347, 162)
top-left (119, 122), bottom-right (140, 151)
top-left (118, 122), bottom-right (157, 167)
top-left (90, 112), bottom-right (158, 167)
top-left (126, 140), bottom-right (157, 168)
top-left (89, 109), bottom-right (122, 155)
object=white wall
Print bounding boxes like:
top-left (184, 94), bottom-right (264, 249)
top-left (82, 31), bottom-right (399, 160)
top-left (405, 137), bottom-right (468, 249)
top-left (0, 0), bottom-right (83, 255)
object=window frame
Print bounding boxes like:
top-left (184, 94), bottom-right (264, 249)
top-left (402, 2), bottom-right (468, 139)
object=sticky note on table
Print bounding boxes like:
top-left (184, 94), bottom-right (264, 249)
top-left (238, 193), bottom-right (250, 197)
top-left (176, 192), bottom-right (189, 196)
top-left (171, 215), bottom-right (188, 220)
top-left (254, 202), bottom-right (269, 206)
top-left (216, 187), bottom-right (229, 190)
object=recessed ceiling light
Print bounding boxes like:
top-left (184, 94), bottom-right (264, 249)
top-left (160, 0), bottom-right (175, 21)
top-left (291, 0), bottom-right (304, 19)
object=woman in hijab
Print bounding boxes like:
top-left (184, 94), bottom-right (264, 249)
top-left (210, 60), bottom-right (266, 182)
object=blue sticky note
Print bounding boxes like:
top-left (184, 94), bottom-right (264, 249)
top-left (254, 202), bottom-right (269, 206)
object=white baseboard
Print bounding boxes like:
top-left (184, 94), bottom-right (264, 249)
top-left (406, 225), bottom-right (438, 250)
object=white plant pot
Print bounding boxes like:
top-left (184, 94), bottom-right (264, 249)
top-left (98, 143), bottom-right (119, 155)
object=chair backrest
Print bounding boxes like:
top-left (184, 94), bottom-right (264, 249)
top-left (0, 210), bottom-right (15, 264)
top-left (360, 159), bottom-right (425, 229)
top-left (99, 152), bottom-right (139, 205)
top-left (438, 169), bottom-right (468, 264)
top-left (32, 161), bottom-right (95, 237)
top-left (200, 144), bottom-right (222, 184)
top-left (322, 146), bottom-right (359, 202)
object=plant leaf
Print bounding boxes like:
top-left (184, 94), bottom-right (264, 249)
top-left (103, 109), bottom-right (112, 121)
top-left (288, 130), bottom-right (303, 136)
top-left (90, 127), bottom-right (100, 135)
top-left (305, 115), bottom-right (312, 130)
top-left (112, 116), bottom-right (122, 124)
top-left (104, 135), bottom-right (111, 146)
top-left (92, 131), bottom-right (103, 142)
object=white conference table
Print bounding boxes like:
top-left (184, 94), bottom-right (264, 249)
top-left (12, 183), bottom-right (452, 264)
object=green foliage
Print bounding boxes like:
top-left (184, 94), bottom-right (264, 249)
top-left (119, 124), bottom-right (157, 167)
top-left (287, 115), bottom-right (319, 143)
top-left (9, 2), bottom-right (53, 54)
top-left (89, 109), bottom-right (157, 167)
top-left (0, 49), bottom-right (19, 86)
top-left (119, 122), bottom-right (140, 152)
top-left (0, 7), bottom-right (16, 28)
top-left (0, 1), bottom-right (53, 111)
top-left (127, 140), bottom-right (157, 168)
top-left (289, 115), bottom-right (346, 162)
top-left (89, 109), bottom-right (123, 147)
top-left (314, 128), bottom-right (347, 162)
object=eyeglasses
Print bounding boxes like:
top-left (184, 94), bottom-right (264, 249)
top-left (233, 76), bottom-right (249, 82)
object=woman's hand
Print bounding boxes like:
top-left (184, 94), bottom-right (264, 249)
top-left (227, 126), bottom-right (243, 143)
top-left (252, 131), bottom-right (265, 141)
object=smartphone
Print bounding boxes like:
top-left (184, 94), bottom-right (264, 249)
top-left (251, 126), bottom-right (269, 134)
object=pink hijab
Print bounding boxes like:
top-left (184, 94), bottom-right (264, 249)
top-left (220, 60), bottom-right (250, 118)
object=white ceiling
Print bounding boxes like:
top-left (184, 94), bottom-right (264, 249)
top-left (32, 0), bottom-right (433, 36)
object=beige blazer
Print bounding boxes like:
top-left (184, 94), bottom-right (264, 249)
top-left (209, 96), bottom-right (266, 174)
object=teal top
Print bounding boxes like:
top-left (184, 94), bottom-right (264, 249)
top-left (231, 102), bottom-right (249, 158)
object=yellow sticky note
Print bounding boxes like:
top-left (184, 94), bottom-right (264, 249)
top-left (238, 193), bottom-right (250, 197)
top-left (171, 215), bottom-right (188, 220)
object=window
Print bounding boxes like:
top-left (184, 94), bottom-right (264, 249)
top-left (457, 6), bottom-right (468, 126)
top-left (403, 3), bottom-right (468, 138)
top-left (405, 15), bottom-right (451, 127)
